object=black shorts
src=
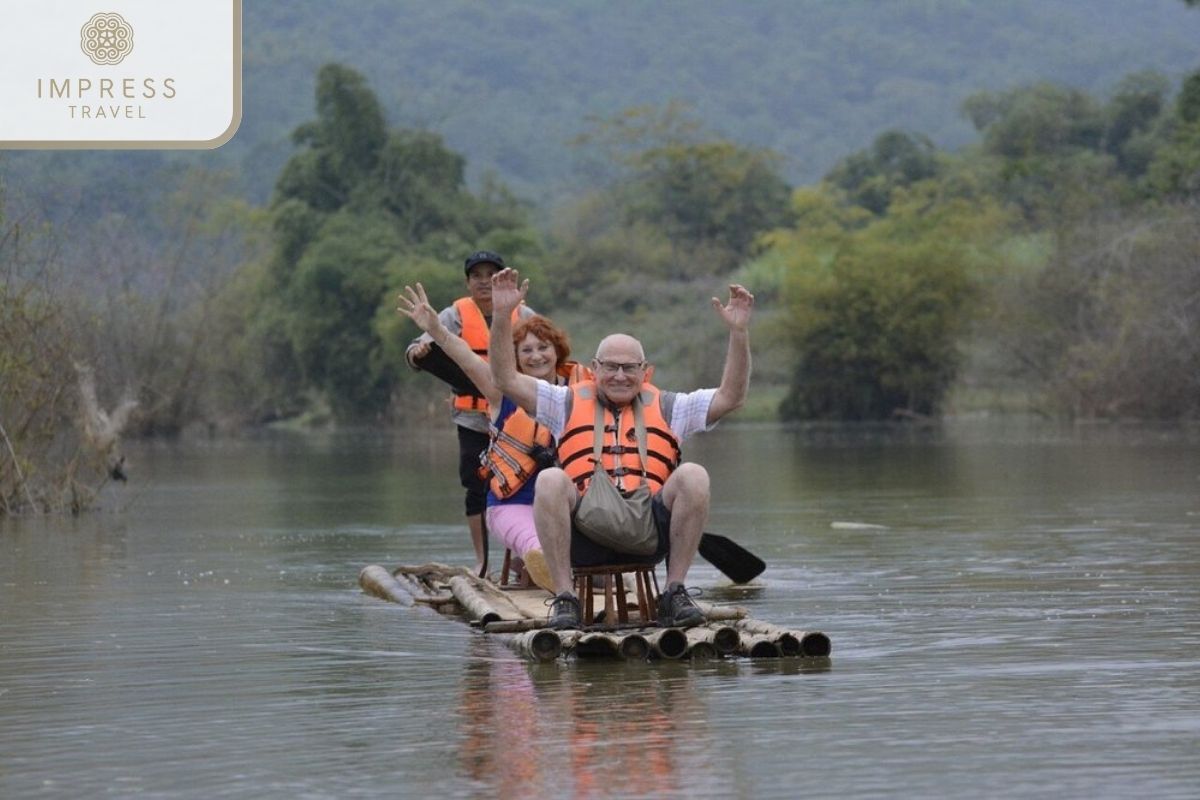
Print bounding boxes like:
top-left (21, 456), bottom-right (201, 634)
top-left (569, 493), bottom-right (672, 567)
top-left (457, 426), bottom-right (490, 516)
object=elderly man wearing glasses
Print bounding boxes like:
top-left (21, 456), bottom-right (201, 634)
top-left (488, 267), bottom-right (754, 630)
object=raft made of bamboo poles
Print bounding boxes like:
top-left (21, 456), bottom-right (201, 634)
top-left (360, 563), bottom-right (831, 665)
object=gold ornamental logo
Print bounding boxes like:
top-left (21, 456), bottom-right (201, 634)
top-left (80, 12), bottom-right (134, 65)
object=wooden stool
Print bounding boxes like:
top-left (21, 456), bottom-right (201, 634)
top-left (572, 564), bottom-right (660, 625)
top-left (499, 548), bottom-right (521, 587)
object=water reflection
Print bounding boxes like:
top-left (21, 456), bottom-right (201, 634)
top-left (2, 421), bottom-right (1198, 799)
top-left (455, 637), bottom-right (753, 799)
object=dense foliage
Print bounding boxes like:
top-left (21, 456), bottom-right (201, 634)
top-left (6, 6), bottom-right (1200, 520)
top-left (3, 43), bottom-right (1200, 493)
top-left (255, 64), bottom-right (540, 419)
top-left (5, 0), bottom-right (1200, 211)
top-left (767, 185), bottom-right (1008, 420)
top-left (760, 62), bottom-right (1200, 420)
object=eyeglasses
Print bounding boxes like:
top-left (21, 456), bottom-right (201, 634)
top-left (595, 360), bottom-right (645, 376)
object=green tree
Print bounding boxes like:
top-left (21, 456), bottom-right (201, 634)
top-left (258, 63), bottom-right (539, 421)
top-left (993, 207), bottom-right (1200, 418)
top-left (567, 104), bottom-right (793, 279)
top-left (627, 140), bottom-right (793, 271)
top-left (825, 129), bottom-right (941, 215)
top-left (1147, 69), bottom-right (1200, 198)
top-left (275, 64), bottom-right (387, 212)
top-left (771, 184), bottom-right (1009, 420)
top-left (283, 212), bottom-right (401, 418)
top-left (961, 83), bottom-right (1120, 222)
top-left (1101, 71), bottom-right (1170, 177)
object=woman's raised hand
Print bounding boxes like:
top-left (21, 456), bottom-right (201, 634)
top-left (397, 283), bottom-right (443, 335)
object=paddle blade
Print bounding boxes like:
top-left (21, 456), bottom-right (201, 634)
top-left (699, 533), bottom-right (765, 584)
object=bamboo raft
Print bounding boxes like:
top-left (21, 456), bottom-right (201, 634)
top-left (359, 563), bottom-right (832, 664)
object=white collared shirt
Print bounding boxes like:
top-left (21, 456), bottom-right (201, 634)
top-left (534, 381), bottom-right (717, 442)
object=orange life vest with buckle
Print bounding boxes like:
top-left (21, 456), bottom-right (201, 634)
top-left (481, 361), bottom-right (592, 499)
top-left (451, 297), bottom-right (521, 414)
top-left (557, 381), bottom-right (680, 495)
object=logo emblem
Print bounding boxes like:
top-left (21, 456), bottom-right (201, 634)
top-left (80, 12), bottom-right (134, 65)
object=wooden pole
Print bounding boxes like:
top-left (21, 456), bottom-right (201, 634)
top-left (484, 618), bottom-right (547, 634)
top-left (512, 629), bottom-right (563, 662)
top-left (645, 627), bottom-right (688, 660)
top-left (618, 632), bottom-right (650, 660)
top-left (573, 631), bottom-right (648, 659)
top-left (796, 630), bottom-right (832, 657)
top-left (686, 640), bottom-right (718, 660)
top-left (734, 619), bottom-right (801, 656)
top-left (703, 623), bottom-right (741, 654)
top-left (391, 570), bottom-right (454, 605)
top-left (734, 620), bottom-right (831, 657)
top-left (575, 632), bottom-right (620, 658)
top-left (448, 575), bottom-right (519, 626)
top-left (695, 601), bottom-right (749, 621)
top-left (359, 565), bottom-right (415, 606)
top-left (685, 625), bottom-right (738, 657)
top-left (737, 633), bottom-right (782, 659)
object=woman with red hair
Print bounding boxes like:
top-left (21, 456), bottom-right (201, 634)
top-left (398, 283), bottom-right (588, 590)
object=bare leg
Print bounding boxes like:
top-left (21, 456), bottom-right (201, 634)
top-left (533, 468), bottom-right (577, 594)
top-left (659, 463), bottom-right (709, 585)
top-left (467, 513), bottom-right (486, 576)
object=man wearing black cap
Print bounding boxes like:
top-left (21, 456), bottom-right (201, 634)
top-left (405, 251), bottom-right (536, 574)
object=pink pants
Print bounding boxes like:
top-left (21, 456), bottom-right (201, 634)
top-left (485, 503), bottom-right (540, 557)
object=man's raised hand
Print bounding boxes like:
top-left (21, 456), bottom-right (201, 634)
top-left (491, 268), bottom-right (528, 315)
top-left (712, 284), bottom-right (755, 332)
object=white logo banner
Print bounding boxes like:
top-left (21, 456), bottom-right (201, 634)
top-left (0, 0), bottom-right (242, 148)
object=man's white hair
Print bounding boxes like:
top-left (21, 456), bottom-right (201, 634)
top-left (594, 333), bottom-right (645, 362)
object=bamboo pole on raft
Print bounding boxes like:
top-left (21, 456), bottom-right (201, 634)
top-left (686, 625), bottom-right (740, 657)
top-left (510, 629), bottom-right (563, 662)
top-left (485, 618), bottom-right (548, 634)
top-left (448, 575), bottom-right (524, 626)
top-left (573, 632), bottom-right (618, 658)
top-left (359, 565), bottom-right (414, 606)
top-left (734, 619), bottom-right (832, 657)
top-left (734, 619), bottom-right (801, 656)
top-left (737, 632), bottom-right (782, 659)
top-left (645, 627), bottom-right (688, 660)
top-left (694, 601), bottom-right (749, 621)
top-left (390, 569), bottom-right (455, 605)
top-left (796, 630), bottom-right (832, 657)
top-left (703, 623), bottom-right (741, 654)
top-left (573, 631), bottom-right (649, 660)
top-left (619, 632), bottom-right (650, 660)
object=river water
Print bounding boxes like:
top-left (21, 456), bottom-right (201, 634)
top-left (2, 421), bottom-right (1198, 798)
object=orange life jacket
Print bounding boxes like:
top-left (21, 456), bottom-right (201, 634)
top-left (450, 297), bottom-right (520, 414)
top-left (557, 361), bottom-right (592, 385)
top-left (557, 381), bottom-right (680, 496)
top-left (481, 361), bottom-right (592, 499)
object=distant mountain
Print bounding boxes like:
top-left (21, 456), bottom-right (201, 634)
top-left (6, 0), bottom-right (1200, 209)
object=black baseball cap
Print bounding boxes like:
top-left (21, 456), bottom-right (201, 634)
top-left (463, 250), bottom-right (505, 275)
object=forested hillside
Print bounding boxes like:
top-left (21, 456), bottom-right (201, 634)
top-left (5, 1), bottom-right (1200, 514)
top-left (5, 0), bottom-right (1200, 209)
top-left (236, 0), bottom-right (1200, 199)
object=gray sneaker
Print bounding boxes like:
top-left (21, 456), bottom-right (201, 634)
top-left (546, 592), bottom-right (581, 630)
top-left (657, 582), bottom-right (705, 628)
